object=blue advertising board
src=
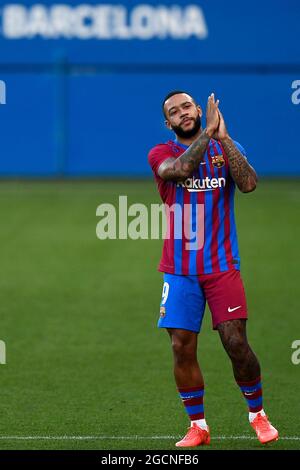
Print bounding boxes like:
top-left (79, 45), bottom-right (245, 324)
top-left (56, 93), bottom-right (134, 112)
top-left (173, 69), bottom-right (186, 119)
top-left (0, 0), bottom-right (299, 65)
top-left (0, 1), bottom-right (299, 176)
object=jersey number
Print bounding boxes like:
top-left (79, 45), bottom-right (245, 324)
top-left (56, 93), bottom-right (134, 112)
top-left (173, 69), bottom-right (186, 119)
top-left (161, 282), bottom-right (169, 305)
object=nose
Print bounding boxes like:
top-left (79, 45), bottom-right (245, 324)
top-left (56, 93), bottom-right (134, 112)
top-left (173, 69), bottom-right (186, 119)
top-left (180, 112), bottom-right (190, 122)
top-left (180, 111), bottom-right (189, 119)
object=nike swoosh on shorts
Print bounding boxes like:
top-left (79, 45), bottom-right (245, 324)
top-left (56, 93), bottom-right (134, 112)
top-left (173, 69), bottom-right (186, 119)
top-left (227, 306), bottom-right (242, 313)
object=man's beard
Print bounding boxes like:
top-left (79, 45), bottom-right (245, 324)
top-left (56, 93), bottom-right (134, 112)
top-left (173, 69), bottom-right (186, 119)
top-left (171, 115), bottom-right (201, 139)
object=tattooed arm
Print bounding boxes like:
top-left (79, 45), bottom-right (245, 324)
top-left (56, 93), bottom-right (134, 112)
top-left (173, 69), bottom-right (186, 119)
top-left (158, 129), bottom-right (211, 181)
top-left (215, 111), bottom-right (257, 193)
top-left (158, 93), bottom-right (220, 182)
top-left (221, 137), bottom-right (257, 193)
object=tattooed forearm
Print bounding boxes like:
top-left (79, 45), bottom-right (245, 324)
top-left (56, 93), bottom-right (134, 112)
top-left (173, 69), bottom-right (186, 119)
top-left (173, 129), bottom-right (211, 177)
top-left (220, 137), bottom-right (257, 193)
top-left (158, 129), bottom-right (211, 181)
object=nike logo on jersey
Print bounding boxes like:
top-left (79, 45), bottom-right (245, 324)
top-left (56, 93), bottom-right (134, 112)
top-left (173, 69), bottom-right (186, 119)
top-left (228, 306), bottom-right (242, 313)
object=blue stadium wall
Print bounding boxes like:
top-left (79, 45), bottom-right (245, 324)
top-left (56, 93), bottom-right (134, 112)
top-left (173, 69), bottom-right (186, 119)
top-left (0, 0), bottom-right (299, 177)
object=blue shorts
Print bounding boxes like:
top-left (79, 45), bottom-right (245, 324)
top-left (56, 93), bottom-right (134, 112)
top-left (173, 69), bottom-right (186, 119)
top-left (158, 271), bottom-right (248, 333)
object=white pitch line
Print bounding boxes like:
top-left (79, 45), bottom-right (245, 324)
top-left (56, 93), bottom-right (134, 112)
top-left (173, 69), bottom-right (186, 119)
top-left (0, 435), bottom-right (299, 441)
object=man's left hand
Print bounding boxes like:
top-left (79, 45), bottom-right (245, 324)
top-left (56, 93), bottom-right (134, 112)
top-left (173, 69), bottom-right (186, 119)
top-left (213, 110), bottom-right (230, 140)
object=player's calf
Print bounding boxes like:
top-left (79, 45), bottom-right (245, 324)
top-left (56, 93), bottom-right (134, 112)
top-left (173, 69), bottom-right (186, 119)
top-left (217, 319), bottom-right (279, 443)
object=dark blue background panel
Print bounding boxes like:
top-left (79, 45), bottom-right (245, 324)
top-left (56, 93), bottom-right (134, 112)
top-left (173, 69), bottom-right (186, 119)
top-left (0, 74), bottom-right (59, 176)
top-left (0, 0), bottom-right (299, 65)
top-left (67, 73), bottom-right (300, 176)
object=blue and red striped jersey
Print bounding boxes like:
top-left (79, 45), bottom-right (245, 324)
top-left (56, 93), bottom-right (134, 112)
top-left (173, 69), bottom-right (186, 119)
top-left (148, 138), bottom-right (246, 275)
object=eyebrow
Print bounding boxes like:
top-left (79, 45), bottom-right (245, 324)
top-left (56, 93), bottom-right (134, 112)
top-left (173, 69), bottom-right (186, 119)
top-left (167, 101), bottom-right (192, 113)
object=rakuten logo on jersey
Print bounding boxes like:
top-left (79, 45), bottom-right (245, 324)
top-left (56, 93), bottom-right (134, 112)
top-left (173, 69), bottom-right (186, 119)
top-left (177, 176), bottom-right (226, 192)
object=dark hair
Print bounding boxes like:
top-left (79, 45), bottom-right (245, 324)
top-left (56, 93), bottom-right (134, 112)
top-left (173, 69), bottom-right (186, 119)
top-left (162, 90), bottom-right (196, 117)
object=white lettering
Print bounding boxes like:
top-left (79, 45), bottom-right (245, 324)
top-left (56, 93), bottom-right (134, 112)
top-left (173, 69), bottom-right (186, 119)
top-left (28, 5), bottom-right (52, 38)
top-left (131, 5), bottom-right (155, 40)
top-left (128, 203), bottom-right (149, 239)
top-left (74, 5), bottom-right (94, 39)
top-left (150, 203), bottom-right (166, 240)
top-left (291, 80), bottom-right (300, 105)
top-left (0, 340), bottom-right (6, 364)
top-left (3, 5), bottom-right (27, 38)
top-left (210, 178), bottom-right (219, 188)
top-left (101, 455), bottom-right (136, 467)
top-left (112, 6), bottom-right (131, 39)
top-left (0, 80), bottom-right (6, 104)
top-left (183, 5), bottom-right (208, 39)
top-left (154, 6), bottom-right (182, 39)
top-left (177, 176), bottom-right (226, 192)
top-left (96, 204), bottom-right (117, 240)
top-left (51, 6), bottom-right (73, 38)
top-left (118, 195), bottom-right (128, 239)
top-left (94, 6), bottom-right (113, 39)
top-left (291, 340), bottom-right (300, 365)
top-left (2, 4), bottom-right (208, 40)
top-left (96, 197), bottom-right (206, 248)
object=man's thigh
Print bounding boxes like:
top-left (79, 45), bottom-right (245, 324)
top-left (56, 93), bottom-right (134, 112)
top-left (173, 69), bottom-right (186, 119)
top-left (158, 273), bottom-right (206, 334)
top-left (199, 269), bottom-right (248, 330)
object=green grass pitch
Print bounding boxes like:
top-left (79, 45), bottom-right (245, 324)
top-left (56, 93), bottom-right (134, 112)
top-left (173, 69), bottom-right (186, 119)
top-left (0, 179), bottom-right (299, 450)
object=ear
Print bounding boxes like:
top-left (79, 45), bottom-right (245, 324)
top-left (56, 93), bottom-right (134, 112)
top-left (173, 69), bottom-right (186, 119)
top-left (197, 105), bottom-right (203, 117)
top-left (165, 119), bottom-right (172, 130)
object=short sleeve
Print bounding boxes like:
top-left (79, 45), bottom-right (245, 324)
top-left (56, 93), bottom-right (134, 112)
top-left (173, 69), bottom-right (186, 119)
top-left (148, 144), bottom-right (174, 176)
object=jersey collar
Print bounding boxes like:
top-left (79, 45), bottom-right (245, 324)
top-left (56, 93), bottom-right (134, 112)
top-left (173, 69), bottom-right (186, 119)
top-left (174, 139), bottom-right (189, 150)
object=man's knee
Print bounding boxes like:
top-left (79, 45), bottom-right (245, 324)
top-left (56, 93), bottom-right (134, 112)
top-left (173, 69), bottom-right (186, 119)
top-left (217, 320), bottom-right (249, 361)
top-left (224, 335), bottom-right (249, 360)
top-left (168, 329), bottom-right (198, 364)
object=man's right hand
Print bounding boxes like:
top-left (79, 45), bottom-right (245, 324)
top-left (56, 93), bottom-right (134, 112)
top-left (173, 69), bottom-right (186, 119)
top-left (206, 93), bottom-right (220, 137)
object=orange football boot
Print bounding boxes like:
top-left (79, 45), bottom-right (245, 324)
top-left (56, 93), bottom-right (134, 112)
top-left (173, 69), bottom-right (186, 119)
top-left (175, 423), bottom-right (210, 447)
top-left (250, 413), bottom-right (279, 444)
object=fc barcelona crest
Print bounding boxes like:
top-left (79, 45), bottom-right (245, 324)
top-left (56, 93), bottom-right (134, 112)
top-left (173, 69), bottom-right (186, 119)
top-left (160, 306), bottom-right (166, 318)
top-left (211, 154), bottom-right (225, 168)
